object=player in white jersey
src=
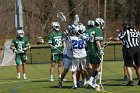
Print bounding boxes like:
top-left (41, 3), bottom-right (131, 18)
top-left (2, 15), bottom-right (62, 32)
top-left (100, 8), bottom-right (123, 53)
top-left (58, 24), bottom-right (76, 88)
top-left (70, 23), bottom-right (89, 89)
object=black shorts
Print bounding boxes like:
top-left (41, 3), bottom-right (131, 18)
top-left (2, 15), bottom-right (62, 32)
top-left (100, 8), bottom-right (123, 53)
top-left (124, 47), bottom-right (140, 67)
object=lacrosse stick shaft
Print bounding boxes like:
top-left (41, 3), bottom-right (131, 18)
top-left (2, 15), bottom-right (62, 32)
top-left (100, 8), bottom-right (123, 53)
top-left (99, 54), bottom-right (103, 84)
top-left (50, 45), bottom-right (63, 54)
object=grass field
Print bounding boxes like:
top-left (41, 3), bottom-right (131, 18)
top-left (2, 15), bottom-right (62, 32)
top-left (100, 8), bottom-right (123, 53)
top-left (0, 61), bottom-right (140, 93)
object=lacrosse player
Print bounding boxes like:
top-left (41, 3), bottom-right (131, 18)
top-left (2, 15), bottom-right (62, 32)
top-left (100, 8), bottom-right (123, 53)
top-left (10, 30), bottom-right (30, 79)
top-left (58, 24), bottom-right (76, 88)
top-left (70, 23), bottom-right (89, 89)
top-left (48, 22), bottom-right (65, 82)
top-left (85, 18), bottom-right (105, 88)
top-left (85, 20), bottom-right (95, 78)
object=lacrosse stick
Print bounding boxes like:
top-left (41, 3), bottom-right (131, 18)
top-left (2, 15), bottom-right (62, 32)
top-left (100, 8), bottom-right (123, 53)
top-left (57, 12), bottom-right (83, 36)
top-left (96, 42), bottom-right (110, 91)
top-left (96, 53), bottom-right (104, 91)
top-left (50, 45), bottom-right (63, 54)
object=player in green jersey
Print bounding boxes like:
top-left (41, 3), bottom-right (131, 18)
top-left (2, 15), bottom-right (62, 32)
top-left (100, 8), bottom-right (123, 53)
top-left (10, 30), bottom-right (30, 79)
top-left (85, 20), bottom-right (95, 78)
top-left (85, 18), bottom-right (105, 88)
top-left (48, 22), bottom-right (65, 82)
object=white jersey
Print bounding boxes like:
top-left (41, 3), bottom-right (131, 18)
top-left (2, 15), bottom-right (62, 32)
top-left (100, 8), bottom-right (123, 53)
top-left (63, 39), bottom-right (73, 58)
top-left (70, 36), bottom-right (87, 58)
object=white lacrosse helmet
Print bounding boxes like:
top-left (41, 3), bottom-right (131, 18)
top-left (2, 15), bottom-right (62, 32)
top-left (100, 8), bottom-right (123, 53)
top-left (17, 29), bottom-right (24, 38)
top-left (95, 18), bottom-right (105, 29)
top-left (51, 22), bottom-right (60, 31)
top-left (75, 23), bottom-right (86, 34)
top-left (88, 20), bottom-right (95, 27)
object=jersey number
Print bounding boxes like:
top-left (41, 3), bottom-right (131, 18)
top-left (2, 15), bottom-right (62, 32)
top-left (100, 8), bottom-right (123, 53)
top-left (130, 32), bottom-right (138, 38)
top-left (55, 38), bottom-right (62, 47)
top-left (90, 32), bottom-right (95, 42)
top-left (18, 43), bottom-right (23, 51)
top-left (72, 40), bottom-right (84, 49)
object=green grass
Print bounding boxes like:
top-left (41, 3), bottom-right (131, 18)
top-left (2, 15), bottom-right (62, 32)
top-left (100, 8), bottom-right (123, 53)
top-left (0, 62), bottom-right (139, 93)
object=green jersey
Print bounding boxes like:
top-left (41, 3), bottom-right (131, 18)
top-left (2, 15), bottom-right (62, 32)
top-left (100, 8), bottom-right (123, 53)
top-left (86, 27), bottom-right (103, 51)
top-left (48, 31), bottom-right (64, 54)
top-left (11, 36), bottom-right (30, 52)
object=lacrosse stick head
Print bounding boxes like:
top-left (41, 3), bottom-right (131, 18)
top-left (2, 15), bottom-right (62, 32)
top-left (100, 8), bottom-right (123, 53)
top-left (96, 84), bottom-right (104, 91)
top-left (57, 12), bottom-right (67, 22)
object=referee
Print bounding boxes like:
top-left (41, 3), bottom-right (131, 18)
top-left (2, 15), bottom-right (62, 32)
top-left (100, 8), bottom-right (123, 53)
top-left (109, 20), bottom-right (140, 86)
top-left (119, 21), bottom-right (140, 86)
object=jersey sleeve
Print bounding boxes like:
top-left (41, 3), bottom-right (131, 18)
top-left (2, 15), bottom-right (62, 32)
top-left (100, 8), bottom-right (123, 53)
top-left (95, 28), bottom-right (103, 41)
top-left (25, 37), bottom-right (30, 47)
top-left (118, 31), bottom-right (126, 40)
top-left (48, 32), bottom-right (53, 44)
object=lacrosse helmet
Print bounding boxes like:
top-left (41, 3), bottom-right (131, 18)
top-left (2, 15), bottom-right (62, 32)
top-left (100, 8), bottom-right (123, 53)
top-left (17, 29), bottom-right (24, 38)
top-left (67, 24), bottom-right (76, 36)
top-left (51, 22), bottom-right (60, 31)
top-left (75, 23), bottom-right (86, 35)
top-left (88, 20), bottom-right (95, 27)
top-left (95, 18), bottom-right (105, 29)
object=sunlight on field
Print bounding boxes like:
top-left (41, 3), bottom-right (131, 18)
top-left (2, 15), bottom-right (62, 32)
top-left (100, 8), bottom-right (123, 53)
top-left (0, 62), bottom-right (139, 93)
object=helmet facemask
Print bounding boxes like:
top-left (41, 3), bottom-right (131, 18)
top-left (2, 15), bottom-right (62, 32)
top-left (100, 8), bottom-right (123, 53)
top-left (52, 22), bottom-right (60, 31)
top-left (17, 30), bottom-right (24, 38)
top-left (95, 18), bottom-right (105, 29)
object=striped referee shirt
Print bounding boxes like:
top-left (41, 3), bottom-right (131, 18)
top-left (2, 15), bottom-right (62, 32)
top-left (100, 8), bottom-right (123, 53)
top-left (118, 29), bottom-right (140, 48)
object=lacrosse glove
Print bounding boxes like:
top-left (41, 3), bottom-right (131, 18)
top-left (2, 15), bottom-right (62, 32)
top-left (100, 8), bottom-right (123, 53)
top-left (99, 48), bottom-right (104, 55)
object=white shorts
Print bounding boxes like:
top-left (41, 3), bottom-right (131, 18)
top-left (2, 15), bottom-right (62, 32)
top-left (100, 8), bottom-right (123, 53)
top-left (63, 58), bottom-right (72, 69)
top-left (71, 57), bottom-right (87, 72)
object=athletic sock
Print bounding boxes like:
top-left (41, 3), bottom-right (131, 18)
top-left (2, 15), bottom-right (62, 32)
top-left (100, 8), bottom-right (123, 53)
top-left (17, 73), bottom-right (20, 77)
top-left (50, 75), bottom-right (53, 79)
top-left (74, 80), bottom-right (77, 86)
top-left (23, 73), bottom-right (26, 77)
top-left (58, 74), bottom-right (61, 78)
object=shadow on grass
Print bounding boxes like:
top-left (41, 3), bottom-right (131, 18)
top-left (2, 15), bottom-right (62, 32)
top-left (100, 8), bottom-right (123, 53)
top-left (103, 83), bottom-right (125, 86)
top-left (103, 78), bottom-right (125, 82)
top-left (31, 80), bottom-right (50, 82)
top-left (49, 86), bottom-right (72, 89)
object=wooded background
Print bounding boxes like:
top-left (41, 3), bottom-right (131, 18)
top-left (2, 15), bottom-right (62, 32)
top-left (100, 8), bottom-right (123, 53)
top-left (0, 0), bottom-right (140, 45)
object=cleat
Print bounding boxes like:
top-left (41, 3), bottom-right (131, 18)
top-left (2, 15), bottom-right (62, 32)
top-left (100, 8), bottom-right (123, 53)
top-left (138, 80), bottom-right (140, 85)
top-left (17, 76), bottom-right (21, 79)
top-left (50, 78), bottom-right (54, 82)
top-left (84, 80), bottom-right (98, 88)
top-left (23, 76), bottom-right (27, 80)
top-left (84, 80), bottom-right (93, 87)
top-left (58, 81), bottom-right (62, 88)
top-left (125, 81), bottom-right (134, 86)
top-left (63, 78), bottom-right (67, 82)
top-left (71, 85), bottom-right (77, 89)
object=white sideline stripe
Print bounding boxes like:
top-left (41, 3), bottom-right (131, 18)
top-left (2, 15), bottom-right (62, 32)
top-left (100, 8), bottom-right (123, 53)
top-left (0, 77), bottom-right (46, 85)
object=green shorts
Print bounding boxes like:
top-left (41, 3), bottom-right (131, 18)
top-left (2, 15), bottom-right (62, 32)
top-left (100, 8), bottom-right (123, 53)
top-left (51, 53), bottom-right (63, 62)
top-left (15, 54), bottom-right (27, 65)
top-left (87, 50), bottom-right (101, 64)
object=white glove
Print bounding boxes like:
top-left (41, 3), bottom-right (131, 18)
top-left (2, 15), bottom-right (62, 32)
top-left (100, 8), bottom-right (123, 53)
top-left (99, 48), bottom-right (104, 55)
